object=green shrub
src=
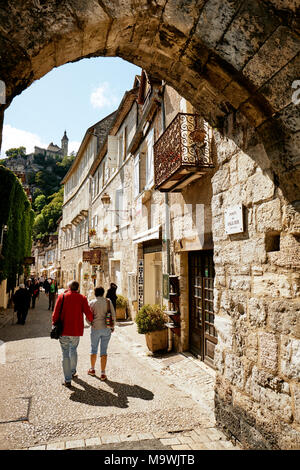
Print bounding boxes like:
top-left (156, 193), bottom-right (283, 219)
top-left (135, 304), bottom-right (166, 334)
top-left (0, 166), bottom-right (34, 289)
top-left (116, 295), bottom-right (128, 308)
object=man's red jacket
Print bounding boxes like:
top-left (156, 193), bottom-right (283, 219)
top-left (52, 290), bottom-right (93, 337)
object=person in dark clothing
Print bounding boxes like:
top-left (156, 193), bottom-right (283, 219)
top-left (43, 278), bottom-right (50, 294)
top-left (48, 278), bottom-right (58, 310)
top-left (13, 284), bottom-right (31, 325)
top-left (27, 279), bottom-right (34, 305)
top-left (31, 280), bottom-right (40, 308)
top-left (106, 283), bottom-right (118, 311)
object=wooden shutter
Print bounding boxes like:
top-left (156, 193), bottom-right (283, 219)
top-left (146, 129), bottom-right (154, 189)
top-left (107, 135), bottom-right (118, 168)
top-left (115, 188), bottom-right (123, 226)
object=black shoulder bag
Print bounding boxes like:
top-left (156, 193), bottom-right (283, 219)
top-left (50, 295), bottom-right (64, 339)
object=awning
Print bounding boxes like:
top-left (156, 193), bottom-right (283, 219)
top-left (133, 225), bottom-right (160, 244)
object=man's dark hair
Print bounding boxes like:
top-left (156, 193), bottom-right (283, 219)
top-left (69, 281), bottom-right (79, 292)
top-left (95, 287), bottom-right (105, 297)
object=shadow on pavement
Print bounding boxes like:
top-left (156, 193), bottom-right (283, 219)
top-left (69, 377), bottom-right (154, 408)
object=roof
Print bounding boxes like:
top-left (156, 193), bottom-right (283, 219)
top-left (89, 87), bottom-right (139, 176)
top-left (61, 111), bottom-right (117, 185)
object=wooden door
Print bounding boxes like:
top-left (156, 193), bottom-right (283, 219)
top-left (189, 250), bottom-right (217, 367)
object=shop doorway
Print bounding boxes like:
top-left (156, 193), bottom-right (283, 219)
top-left (144, 252), bottom-right (162, 306)
top-left (189, 250), bottom-right (217, 367)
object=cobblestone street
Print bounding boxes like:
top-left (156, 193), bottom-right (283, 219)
top-left (0, 292), bottom-right (240, 451)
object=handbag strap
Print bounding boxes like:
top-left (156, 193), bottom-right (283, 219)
top-left (58, 294), bottom-right (64, 319)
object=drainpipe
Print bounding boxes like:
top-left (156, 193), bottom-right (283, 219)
top-left (160, 82), bottom-right (172, 352)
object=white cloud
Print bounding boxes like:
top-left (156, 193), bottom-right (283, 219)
top-left (68, 140), bottom-right (80, 155)
top-left (1, 124), bottom-right (48, 157)
top-left (0, 125), bottom-right (81, 158)
top-left (90, 82), bottom-right (119, 110)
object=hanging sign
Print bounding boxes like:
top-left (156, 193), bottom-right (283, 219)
top-left (82, 249), bottom-right (101, 264)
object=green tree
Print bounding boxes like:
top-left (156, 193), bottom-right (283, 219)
top-left (32, 187), bottom-right (64, 239)
top-left (33, 194), bottom-right (47, 213)
top-left (0, 166), bottom-right (34, 290)
top-left (5, 146), bottom-right (26, 159)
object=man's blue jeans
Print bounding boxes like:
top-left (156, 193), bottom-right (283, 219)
top-left (59, 336), bottom-right (80, 383)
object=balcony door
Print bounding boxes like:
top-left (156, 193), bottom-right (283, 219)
top-left (189, 250), bottom-right (217, 367)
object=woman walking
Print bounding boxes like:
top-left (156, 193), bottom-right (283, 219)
top-left (88, 287), bottom-right (116, 381)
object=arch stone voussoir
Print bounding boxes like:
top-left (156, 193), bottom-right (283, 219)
top-left (0, 0), bottom-right (298, 194)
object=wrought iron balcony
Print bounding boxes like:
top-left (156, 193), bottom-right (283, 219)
top-left (154, 113), bottom-right (214, 192)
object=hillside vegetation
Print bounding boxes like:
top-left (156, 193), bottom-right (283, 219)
top-left (0, 147), bottom-right (75, 241)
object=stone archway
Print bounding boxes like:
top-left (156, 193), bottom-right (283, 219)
top-left (1, 1), bottom-right (300, 450)
top-left (0, 0), bottom-right (299, 200)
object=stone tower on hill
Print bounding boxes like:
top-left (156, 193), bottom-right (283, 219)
top-left (61, 130), bottom-right (69, 157)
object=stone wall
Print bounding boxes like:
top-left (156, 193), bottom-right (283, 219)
top-left (211, 112), bottom-right (300, 449)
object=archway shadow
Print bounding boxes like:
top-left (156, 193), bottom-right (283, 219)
top-left (69, 377), bottom-right (154, 409)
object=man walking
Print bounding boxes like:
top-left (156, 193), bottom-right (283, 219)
top-left (106, 283), bottom-right (118, 311)
top-left (52, 280), bottom-right (93, 387)
top-left (48, 278), bottom-right (58, 310)
top-left (13, 284), bottom-right (31, 325)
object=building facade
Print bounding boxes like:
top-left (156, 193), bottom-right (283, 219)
top-left (59, 113), bottom-right (117, 297)
top-left (59, 72), bottom-right (300, 450)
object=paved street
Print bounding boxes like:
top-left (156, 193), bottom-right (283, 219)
top-left (0, 292), bottom-right (240, 451)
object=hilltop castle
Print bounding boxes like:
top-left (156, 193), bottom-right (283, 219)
top-left (34, 130), bottom-right (69, 158)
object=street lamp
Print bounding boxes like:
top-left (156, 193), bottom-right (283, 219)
top-left (101, 192), bottom-right (111, 207)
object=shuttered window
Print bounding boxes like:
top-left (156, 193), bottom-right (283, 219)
top-left (146, 128), bottom-right (154, 189)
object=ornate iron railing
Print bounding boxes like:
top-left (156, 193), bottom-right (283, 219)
top-left (154, 113), bottom-right (214, 189)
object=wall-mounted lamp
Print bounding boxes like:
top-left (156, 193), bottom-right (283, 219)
top-left (101, 192), bottom-right (111, 207)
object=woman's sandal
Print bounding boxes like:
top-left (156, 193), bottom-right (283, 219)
top-left (100, 373), bottom-right (107, 381)
top-left (88, 368), bottom-right (95, 376)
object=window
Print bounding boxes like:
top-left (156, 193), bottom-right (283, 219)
top-left (123, 127), bottom-right (127, 161)
top-left (104, 158), bottom-right (110, 184)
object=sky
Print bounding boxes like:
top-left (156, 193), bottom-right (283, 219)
top-left (1, 57), bottom-right (141, 157)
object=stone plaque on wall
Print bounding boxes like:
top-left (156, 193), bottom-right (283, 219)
top-left (224, 204), bottom-right (244, 235)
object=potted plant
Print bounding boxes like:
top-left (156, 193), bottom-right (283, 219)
top-left (83, 273), bottom-right (89, 280)
top-left (116, 294), bottom-right (128, 320)
top-left (135, 304), bottom-right (168, 352)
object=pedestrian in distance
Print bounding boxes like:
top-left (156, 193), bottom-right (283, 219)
top-left (106, 282), bottom-right (118, 311)
top-left (31, 279), bottom-right (40, 308)
top-left (52, 280), bottom-right (93, 388)
top-left (13, 284), bottom-right (31, 325)
top-left (48, 278), bottom-right (58, 310)
top-left (88, 286), bottom-right (116, 381)
top-left (43, 278), bottom-right (50, 294)
top-left (27, 279), bottom-right (34, 307)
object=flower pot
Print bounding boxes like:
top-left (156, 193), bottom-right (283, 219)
top-left (116, 307), bottom-right (126, 320)
top-left (145, 328), bottom-right (168, 352)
